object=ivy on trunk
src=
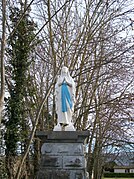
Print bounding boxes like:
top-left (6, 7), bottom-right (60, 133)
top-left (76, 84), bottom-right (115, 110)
top-left (4, 4), bottom-right (37, 178)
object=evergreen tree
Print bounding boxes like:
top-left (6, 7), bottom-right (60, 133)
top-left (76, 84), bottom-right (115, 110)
top-left (4, 4), bottom-right (37, 178)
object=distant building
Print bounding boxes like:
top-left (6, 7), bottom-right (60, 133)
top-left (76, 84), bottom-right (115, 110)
top-left (114, 165), bottom-right (134, 173)
top-left (104, 152), bottom-right (134, 173)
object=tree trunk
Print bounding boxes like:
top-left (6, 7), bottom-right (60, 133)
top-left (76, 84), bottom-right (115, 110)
top-left (0, 0), bottom-right (6, 125)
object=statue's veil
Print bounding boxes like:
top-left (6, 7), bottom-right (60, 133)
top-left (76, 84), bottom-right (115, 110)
top-left (61, 66), bottom-right (71, 78)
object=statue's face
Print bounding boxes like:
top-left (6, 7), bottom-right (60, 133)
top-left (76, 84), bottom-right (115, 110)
top-left (62, 66), bottom-right (68, 75)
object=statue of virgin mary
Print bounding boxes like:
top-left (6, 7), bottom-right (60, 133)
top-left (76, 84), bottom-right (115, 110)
top-left (53, 66), bottom-right (76, 131)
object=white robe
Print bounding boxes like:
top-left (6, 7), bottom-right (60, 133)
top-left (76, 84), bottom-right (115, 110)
top-left (55, 68), bottom-right (75, 125)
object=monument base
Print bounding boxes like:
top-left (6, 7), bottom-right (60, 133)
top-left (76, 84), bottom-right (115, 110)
top-left (36, 131), bottom-right (89, 179)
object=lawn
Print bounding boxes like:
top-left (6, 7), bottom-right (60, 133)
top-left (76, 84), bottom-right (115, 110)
top-left (103, 178), bottom-right (133, 179)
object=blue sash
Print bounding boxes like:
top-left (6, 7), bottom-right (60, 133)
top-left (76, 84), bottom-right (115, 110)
top-left (61, 82), bottom-right (72, 112)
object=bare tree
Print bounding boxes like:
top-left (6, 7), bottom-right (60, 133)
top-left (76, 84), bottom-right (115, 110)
top-left (1, 0), bottom-right (134, 178)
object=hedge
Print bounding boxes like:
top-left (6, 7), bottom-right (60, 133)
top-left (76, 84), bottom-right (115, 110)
top-left (104, 173), bottom-right (134, 178)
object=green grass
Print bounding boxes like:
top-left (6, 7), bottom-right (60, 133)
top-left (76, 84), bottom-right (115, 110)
top-left (103, 178), bottom-right (133, 179)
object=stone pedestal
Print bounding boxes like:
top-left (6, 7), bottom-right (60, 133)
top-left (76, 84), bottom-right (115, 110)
top-left (36, 131), bottom-right (89, 179)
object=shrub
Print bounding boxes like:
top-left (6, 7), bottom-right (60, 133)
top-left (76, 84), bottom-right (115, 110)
top-left (104, 172), bottom-right (134, 178)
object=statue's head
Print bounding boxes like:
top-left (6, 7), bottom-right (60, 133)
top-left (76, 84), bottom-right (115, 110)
top-left (61, 66), bottom-right (69, 76)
